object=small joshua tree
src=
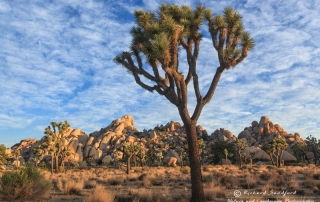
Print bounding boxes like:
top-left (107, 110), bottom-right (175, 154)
top-left (13, 149), bottom-right (21, 170)
top-left (0, 144), bottom-right (7, 166)
top-left (43, 121), bottom-right (71, 172)
top-left (122, 143), bottom-right (141, 174)
top-left (262, 143), bottom-right (276, 166)
top-left (269, 138), bottom-right (288, 167)
top-left (235, 140), bottom-right (247, 168)
top-left (224, 148), bottom-right (228, 165)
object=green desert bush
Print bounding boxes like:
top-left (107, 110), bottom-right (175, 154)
top-left (0, 165), bottom-right (52, 201)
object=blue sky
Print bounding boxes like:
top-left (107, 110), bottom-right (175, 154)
top-left (0, 0), bottom-right (319, 148)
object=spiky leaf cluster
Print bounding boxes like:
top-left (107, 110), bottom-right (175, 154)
top-left (206, 7), bottom-right (254, 68)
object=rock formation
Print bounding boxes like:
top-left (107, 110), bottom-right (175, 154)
top-left (4, 115), bottom-right (308, 169)
top-left (237, 116), bottom-right (303, 147)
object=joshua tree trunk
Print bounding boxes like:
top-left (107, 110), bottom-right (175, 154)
top-left (182, 117), bottom-right (205, 202)
top-left (278, 151), bottom-right (283, 168)
top-left (127, 155), bottom-right (132, 175)
top-left (55, 155), bottom-right (59, 172)
top-left (313, 148), bottom-right (319, 165)
top-left (270, 155), bottom-right (275, 166)
top-left (303, 151), bottom-right (311, 164)
top-left (51, 154), bottom-right (54, 174)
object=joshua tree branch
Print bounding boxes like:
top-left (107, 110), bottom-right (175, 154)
top-left (203, 66), bottom-right (224, 104)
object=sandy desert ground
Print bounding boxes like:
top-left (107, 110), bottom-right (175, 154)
top-left (1, 164), bottom-right (317, 202)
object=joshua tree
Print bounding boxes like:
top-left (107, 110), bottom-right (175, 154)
top-left (262, 144), bottom-right (276, 166)
top-left (306, 135), bottom-right (320, 164)
top-left (270, 138), bottom-right (288, 167)
top-left (114, 4), bottom-right (254, 200)
top-left (122, 143), bottom-right (141, 174)
top-left (234, 139), bottom-right (247, 168)
top-left (33, 145), bottom-right (45, 168)
top-left (224, 148), bottom-right (228, 165)
top-left (136, 144), bottom-right (146, 167)
top-left (43, 121), bottom-right (70, 172)
top-left (292, 141), bottom-right (310, 163)
top-left (12, 149), bottom-right (21, 170)
top-left (0, 144), bottom-right (7, 166)
top-left (211, 141), bottom-right (235, 164)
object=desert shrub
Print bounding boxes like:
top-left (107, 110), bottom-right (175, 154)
top-left (59, 166), bottom-right (65, 173)
top-left (270, 175), bottom-right (286, 187)
top-left (313, 173), bottom-right (320, 180)
top-left (241, 175), bottom-right (257, 189)
top-left (202, 174), bottom-right (215, 183)
top-left (220, 175), bottom-right (238, 189)
top-left (277, 169), bottom-right (286, 175)
top-left (86, 184), bottom-right (114, 202)
top-left (138, 173), bottom-right (147, 181)
top-left (180, 166), bottom-right (190, 174)
top-left (204, 187), bottom-right (225, 201)
top-left (142, 174), bottom-right (162, 187)
top-left (296, 189), bottom-right (305, 196)
top-left (266, 165), bottom-right (277, 170)
top-left (302, 179), bottom-right (316, 188)
top-left (288, 181), bottom-right (300, 190)
top-left (130, 187), bottom-right (169, 202)
top-left (108, 175), bottom-right (125, 185)
top-left (0, 165), bottom-right (51, 201)
top-left (211, 170), bottom-right (226, 181)
top-left (260, 172), bottom-right (274, 181)
top-left (127, 173), bottom-right (140, 181)
top-left (56, 178), bottom-right (83, 195)
top-left (84, 180), bottom-right (96, 189)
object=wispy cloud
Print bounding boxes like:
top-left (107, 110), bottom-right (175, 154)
top-left (0, 0), bottom-right (319, 147)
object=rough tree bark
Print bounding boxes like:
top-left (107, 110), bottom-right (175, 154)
top-left (184, 120), bottom-right (205, 201)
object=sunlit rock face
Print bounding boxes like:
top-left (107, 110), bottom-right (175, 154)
top-left (7, 115), bottom-right (306, 170)
top-left (237, 116), bottom-right (303, 147)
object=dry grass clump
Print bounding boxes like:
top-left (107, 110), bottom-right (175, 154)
top-left (210, 170), bottom-right (226, 182)
top-left (142, 173), bottom-right (163, 187)
top-left (202, 173), bottom-right (216, 184)
top-left (270, 174), bottom-right (286, 187)
top-left (288, 180), bottom-right (300, 190)
top-left (84, 180), bottom-right (97, 189)
top-left (180, 166), bottom-right (190, 174)
top-left (260, 171), bottom-right (274, 181)
top-left (86, 184), bottom-right (115, 202)
top-left (130, 187), bottom-right (170, 202)
top-left (56, 178), bottom-right (84, 195)
top-left (277, 168), bottom-right (286, 175)
top-left (302, 179), bottom-right (316, 189)
top-left (313, 173), bottom-right (320, 180)
top-left (108, 175), bottom-right (126, 185)
top-left (127, 173), bottom-right (140, 181)
top-left (204, 182), bottom-right (225, 200)
top-left (220, 174), bottom-right (238, 189)
top-left (241, 174), bottom-right (257, 189)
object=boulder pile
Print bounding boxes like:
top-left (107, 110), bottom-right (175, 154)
top-left (237, 116), bottom-right (303, 146)
top-left (5, 115), bottom-right (307, 169)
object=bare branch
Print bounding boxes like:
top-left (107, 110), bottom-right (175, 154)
top-left (203, 66), bottom-right (224, 104)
